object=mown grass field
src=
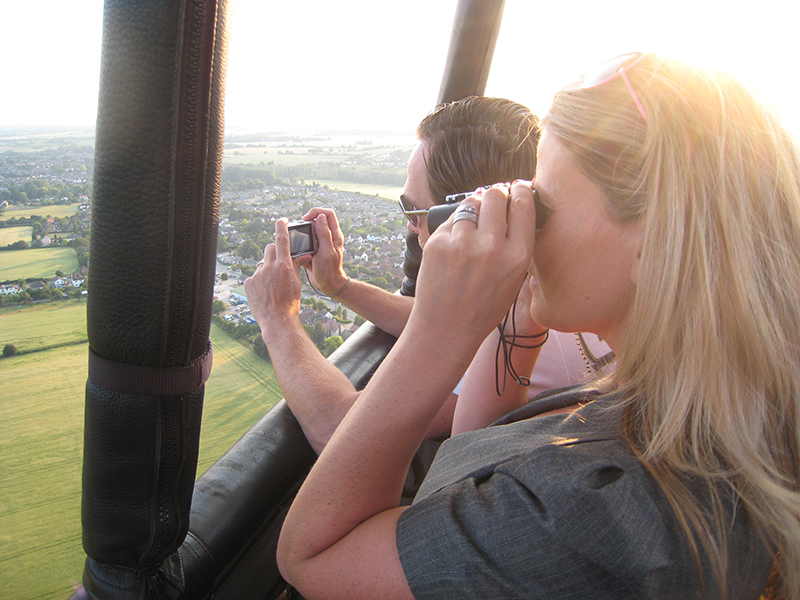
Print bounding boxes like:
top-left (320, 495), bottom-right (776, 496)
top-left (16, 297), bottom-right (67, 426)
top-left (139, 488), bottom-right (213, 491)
top-left (0, 300), bottom-right (87, 353)
top-left (0, 133), bottom-right (94, 153)
top-left (312, 179), bottom-right (404, 202)
top-left (1, 204), bottom-right (81, 220)
top-left (0, 301), bottom-right (285, 599)
top-left (0, 248), bottom-right (79, 281)
top-left (0, 226), bottom-right (33, 246)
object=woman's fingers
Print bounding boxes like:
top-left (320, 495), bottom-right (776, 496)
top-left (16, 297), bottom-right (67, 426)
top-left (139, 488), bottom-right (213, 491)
top-left (506, 181), bottom-right (537, 257)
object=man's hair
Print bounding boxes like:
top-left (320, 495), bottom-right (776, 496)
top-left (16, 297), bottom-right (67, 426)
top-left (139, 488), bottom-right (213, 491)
top-left (417, 96), bottom-right (539, 203)
top-left (545, 53), bottom-right (800, 599)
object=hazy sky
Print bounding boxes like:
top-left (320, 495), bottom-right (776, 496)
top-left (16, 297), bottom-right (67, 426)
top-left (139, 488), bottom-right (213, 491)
top-left (1, 0), bottom-right (798, 136)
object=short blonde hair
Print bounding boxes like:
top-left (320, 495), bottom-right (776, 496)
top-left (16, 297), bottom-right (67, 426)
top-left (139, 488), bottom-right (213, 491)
top-left (544, 54), bottom-right (800, 599)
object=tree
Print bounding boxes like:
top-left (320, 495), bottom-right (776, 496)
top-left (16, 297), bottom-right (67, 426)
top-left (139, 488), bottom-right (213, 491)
top-left (3, 344), bottom-right (18, 358)
top-left (323, 335), bottom-right (343, 357)
top-left (367, 276), bottom-right (390, 290)
top-left (212, 300), bottom-right (226, 315)
top-left (252, 335), bottom-right (270, 361)
top-left (354, 314), bottom-right (366, 326)
top-left (220, 272), bottom-right (228, 281)
top-left (237, 239), bottom-right (261, 260)
top-left (28, 286), bottom-right (53, 301)
top-left (304, 322), bottom-right (327, 351)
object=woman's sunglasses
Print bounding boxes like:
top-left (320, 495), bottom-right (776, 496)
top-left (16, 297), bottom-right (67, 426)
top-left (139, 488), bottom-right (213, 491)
top-left (581, 52), bottom-right (648, 122)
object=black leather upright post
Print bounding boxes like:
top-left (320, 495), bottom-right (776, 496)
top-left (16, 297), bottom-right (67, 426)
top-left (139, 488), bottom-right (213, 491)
top-left (437, 0), bottom-right (506, 105)
top-left (81, 0), bottom-right (229, 597)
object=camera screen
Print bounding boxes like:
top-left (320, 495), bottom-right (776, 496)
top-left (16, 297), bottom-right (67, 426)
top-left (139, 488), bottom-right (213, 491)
top-left (289, 222), bottom-right (316, 256)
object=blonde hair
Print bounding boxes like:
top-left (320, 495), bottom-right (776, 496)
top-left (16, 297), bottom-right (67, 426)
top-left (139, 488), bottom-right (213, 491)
top-left (544, 54), bottom-right (800, 599)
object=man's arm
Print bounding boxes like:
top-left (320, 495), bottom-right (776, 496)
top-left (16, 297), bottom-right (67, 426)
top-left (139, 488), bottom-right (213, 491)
top-left (329, 278), bottom-right (414, 338)
top-left (244, 225), bottom-right (361, 454)
top-left (301, 208), bottom-right (414, 337)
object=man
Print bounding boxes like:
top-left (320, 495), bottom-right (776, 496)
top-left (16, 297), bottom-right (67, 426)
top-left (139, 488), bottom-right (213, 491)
top-left (244, 97), bottom-right (541, 453)
top-left (295, 96), bottom-right (539, 337)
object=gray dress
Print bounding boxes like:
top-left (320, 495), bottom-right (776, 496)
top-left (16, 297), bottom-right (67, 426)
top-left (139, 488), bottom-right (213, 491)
top-left (396, 387), bottom-right (773, 599)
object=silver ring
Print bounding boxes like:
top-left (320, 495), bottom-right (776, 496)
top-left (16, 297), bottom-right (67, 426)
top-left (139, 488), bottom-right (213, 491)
top-left (454, 204), bottom-right (479, 215)
top-left (453, 211), bottom-right (479, 225)
top-left (256, 260), bottom-right (265, 267)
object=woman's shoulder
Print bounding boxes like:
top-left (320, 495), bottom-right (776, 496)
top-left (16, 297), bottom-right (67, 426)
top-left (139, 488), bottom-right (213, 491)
top-left (400, 392), bottom-right (772, 598)
top-left (414, 388), bottom-right (626, 500)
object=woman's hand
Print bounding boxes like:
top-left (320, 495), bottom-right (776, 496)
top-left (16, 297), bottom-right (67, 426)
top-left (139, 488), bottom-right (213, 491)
top-left (502, 273), bottom-right (548, 338)
top-left (409, 182), bottom-right (539, 352)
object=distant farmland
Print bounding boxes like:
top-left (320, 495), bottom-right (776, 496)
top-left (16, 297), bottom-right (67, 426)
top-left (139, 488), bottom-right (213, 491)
top-left (1, 203), bottom-right (81, 220)
top-left (0, 247), bottom-right (79, 280)
top-left (0, 226), bottom-right (32, 246)
top-left (0, 300), bottom-right (284, 599)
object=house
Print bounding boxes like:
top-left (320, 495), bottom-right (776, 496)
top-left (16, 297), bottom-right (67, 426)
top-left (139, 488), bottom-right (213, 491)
top-left (0, 284), bottom-right (22, 296)
top-left (323, 317), bottom-right (341, 336)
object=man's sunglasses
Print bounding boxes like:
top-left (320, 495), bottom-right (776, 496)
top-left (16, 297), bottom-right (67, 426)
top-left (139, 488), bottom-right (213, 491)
top-left (398, 193), bottom-right (462, 228)
top-left (581, 52), bottom-right (648, 122)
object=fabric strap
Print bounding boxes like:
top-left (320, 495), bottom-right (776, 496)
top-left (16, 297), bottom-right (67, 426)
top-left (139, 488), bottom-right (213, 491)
top-left (89, 340), bottom-right (213, 396)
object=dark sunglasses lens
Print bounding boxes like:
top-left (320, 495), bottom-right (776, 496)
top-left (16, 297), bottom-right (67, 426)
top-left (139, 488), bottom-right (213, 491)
top-left (581, 53), bottom-right (639, 88)
top-left (398, 199), bottom-right (417, 226)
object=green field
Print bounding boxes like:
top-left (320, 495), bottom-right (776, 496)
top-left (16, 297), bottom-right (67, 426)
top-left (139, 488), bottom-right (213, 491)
top-left (223, 147), bottom-right (348, 166)
top-left (0, 247), bottom-right (79, 280)
top-left (313, 179), bottom-right (404, 202)
top-left (0, 302), bottom-right (285, 599)
top-left (0, 226), bottom-right (33, 246)
top-left (1, 203), bottom-right (81, 220)
top-left (0, 300), bottom-right (87, 353)
top-left (0, 133), bottom-right (95, 153)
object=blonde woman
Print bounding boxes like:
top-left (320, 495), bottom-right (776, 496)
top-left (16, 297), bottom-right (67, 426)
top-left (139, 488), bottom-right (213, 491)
top-left (272, 53), bottom-right (799, 598)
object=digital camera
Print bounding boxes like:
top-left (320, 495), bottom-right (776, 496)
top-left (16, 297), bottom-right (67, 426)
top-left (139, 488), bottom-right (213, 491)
top-left (287, 220), bottom-right (318, 257)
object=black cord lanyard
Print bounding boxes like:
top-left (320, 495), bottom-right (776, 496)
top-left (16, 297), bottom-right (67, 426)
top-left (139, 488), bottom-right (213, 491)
top-left (494, 290), bottom-right (549, 396)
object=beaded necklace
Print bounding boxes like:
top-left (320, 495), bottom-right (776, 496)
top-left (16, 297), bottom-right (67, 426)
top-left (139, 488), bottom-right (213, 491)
top-left (575, 332), bottom-right (616, 380)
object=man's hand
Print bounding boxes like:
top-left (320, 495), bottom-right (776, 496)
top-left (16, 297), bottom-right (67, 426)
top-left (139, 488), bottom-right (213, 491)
top-left (301, 208), bottom-right (350, 296)
top-left (244, 218), bottom-right (303, 333)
